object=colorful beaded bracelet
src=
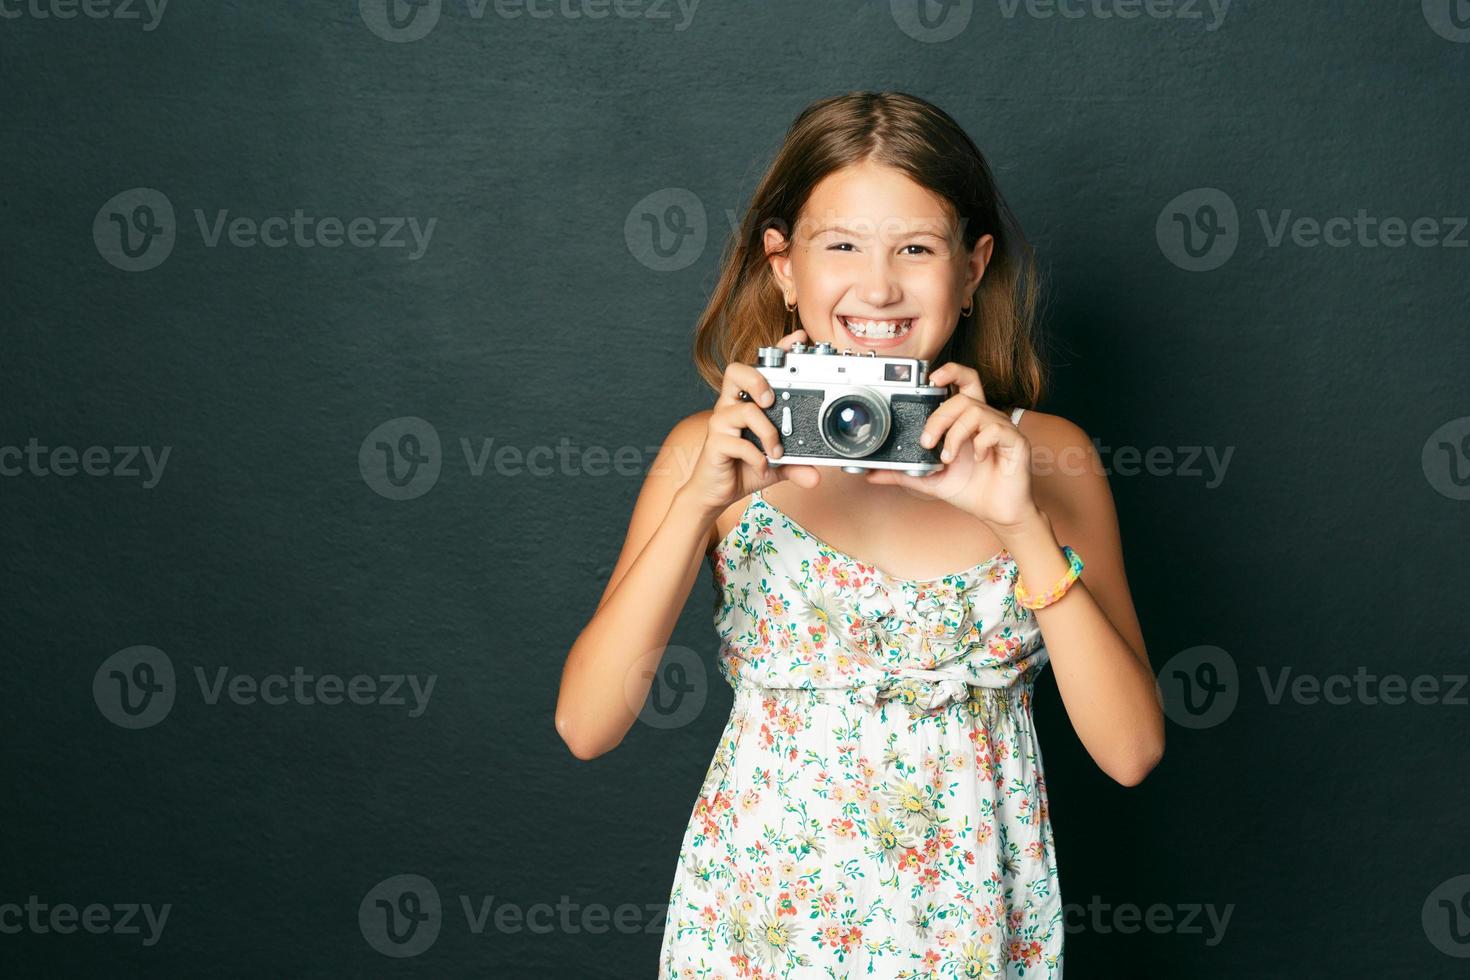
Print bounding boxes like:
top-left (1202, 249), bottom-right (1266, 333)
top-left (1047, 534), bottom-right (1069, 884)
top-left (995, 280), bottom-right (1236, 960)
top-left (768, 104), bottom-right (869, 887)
top-left (1014, 546), bottom-right (1084, 611)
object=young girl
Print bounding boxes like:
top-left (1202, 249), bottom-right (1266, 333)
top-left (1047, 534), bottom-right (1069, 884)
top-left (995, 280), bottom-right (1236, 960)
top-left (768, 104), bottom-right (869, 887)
top-left (557, 91), bottom-right (1163, 978)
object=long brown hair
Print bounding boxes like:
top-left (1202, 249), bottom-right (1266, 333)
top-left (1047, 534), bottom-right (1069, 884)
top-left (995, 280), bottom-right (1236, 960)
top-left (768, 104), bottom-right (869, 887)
top-left (691, 91), bottom-right (1047, 411)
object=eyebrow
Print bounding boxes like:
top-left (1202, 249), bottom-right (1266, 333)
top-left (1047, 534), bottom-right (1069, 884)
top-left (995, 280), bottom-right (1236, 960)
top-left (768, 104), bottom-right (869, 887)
top-left (814, 225), bottom-right (950, 241)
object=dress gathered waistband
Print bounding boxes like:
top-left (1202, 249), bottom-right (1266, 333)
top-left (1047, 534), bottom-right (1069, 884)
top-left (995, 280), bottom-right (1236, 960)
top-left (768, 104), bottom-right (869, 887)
top-left (730, 674), bottom-right (1036, 722)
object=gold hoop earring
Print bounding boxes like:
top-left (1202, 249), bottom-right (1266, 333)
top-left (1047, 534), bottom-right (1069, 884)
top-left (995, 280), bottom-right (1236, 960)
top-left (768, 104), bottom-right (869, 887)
top-left (961, 297), bottom-right (974, 317)
top-left (784, 295), bottom-right (797, 312)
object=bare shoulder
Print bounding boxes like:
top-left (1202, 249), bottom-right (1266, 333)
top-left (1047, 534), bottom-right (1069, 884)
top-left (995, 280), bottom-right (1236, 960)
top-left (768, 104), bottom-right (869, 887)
top-left (1013, 407), bottom-right (1149, 665)
top-left (1012, 408), bottom-right (1107, 524)
top-left (593, 409), bottom-right (717, 614)
top-left (670, 408), bottom-right (714, 443)
top-left (663, 409), bottom-right (713, 482)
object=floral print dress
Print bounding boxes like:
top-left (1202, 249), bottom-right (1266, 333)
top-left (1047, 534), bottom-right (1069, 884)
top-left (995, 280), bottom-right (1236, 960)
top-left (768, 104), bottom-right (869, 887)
top-left (658, 421), bottom-right (1063, 978)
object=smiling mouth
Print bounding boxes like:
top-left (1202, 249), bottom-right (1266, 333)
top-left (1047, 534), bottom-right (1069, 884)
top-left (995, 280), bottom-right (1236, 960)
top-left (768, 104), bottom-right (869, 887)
top-left (838, 316), bottom-right (914, 339)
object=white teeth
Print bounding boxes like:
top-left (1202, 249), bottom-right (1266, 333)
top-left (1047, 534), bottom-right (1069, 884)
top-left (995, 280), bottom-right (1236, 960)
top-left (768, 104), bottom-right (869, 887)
top-left (842, 317), bottom-right (913, 338)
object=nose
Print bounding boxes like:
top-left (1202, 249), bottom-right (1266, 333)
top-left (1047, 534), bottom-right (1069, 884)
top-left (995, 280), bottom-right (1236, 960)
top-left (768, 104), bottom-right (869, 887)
top-left (858, 252), bottom-right (902, 307)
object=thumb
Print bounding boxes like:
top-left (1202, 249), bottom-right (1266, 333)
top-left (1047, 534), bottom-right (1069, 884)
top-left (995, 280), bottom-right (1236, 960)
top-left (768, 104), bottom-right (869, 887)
top-left (779, 464), bottom-right (822, 489)
top-left (864, 466), bottom-right (943, 499)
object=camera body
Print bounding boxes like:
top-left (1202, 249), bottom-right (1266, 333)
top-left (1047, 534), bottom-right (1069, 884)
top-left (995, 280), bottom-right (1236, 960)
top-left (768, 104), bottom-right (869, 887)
top-left (737, 340), bottom-right (947, 476)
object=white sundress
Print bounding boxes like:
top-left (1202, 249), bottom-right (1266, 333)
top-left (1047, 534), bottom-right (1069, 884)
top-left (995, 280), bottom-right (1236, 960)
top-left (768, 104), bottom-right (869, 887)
top-left (659, 407), bottom-right (1063, 978)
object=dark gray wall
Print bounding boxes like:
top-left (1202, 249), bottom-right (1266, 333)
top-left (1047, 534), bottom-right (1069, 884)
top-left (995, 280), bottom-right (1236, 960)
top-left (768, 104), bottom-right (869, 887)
top-left (4, 1), bottom-right (1468, 976)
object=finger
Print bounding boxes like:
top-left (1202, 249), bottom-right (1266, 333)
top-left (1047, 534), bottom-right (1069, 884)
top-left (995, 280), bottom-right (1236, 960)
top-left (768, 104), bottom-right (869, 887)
top-left (938, 406), bottom-right (987, 464)
top-left (864, 466), bottom-right (942, 496)
top-left (714, 401), bottom-right (784, 459)
top-left (918, 395), bottom-right (990, 453)
top-left (713, 432), bottom-right (769, 474)
top-left (768, 463), bottom-right (821, 489)
top-left (718, 362), bottom-right (775, 409)
top-left (776, 328), bottom-right (808, 350)
top-left (927, 362), bottom-right (987, 404)
top-left (972, 421), bottom-right (1015, 466)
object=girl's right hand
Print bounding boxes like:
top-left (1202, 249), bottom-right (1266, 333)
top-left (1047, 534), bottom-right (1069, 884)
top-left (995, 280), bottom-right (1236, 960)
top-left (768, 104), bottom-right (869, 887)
top-left (679, 329), bottom-right (822, 515)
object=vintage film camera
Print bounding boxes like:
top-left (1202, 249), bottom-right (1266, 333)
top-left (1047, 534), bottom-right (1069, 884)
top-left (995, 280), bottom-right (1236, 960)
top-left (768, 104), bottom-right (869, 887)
top-left (737, 341), bottom-right (947, 476)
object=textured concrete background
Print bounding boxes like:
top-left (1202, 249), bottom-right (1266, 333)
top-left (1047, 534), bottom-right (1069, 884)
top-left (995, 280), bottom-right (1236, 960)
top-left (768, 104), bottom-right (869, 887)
top-left (3, 0), bottom-right (1468, 975)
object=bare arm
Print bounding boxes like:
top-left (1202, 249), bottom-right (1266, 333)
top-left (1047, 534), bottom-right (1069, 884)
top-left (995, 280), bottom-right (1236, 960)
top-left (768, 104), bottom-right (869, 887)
top-left (554, 413), bottom-right (719, 761)
top-left (1002, 414), bottom-right (1164, 786)
top-left (556, 331), bottom-right (822, 760)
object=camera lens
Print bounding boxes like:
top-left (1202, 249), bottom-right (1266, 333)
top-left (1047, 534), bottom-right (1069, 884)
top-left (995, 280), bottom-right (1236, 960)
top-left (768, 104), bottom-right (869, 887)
top-left (833, 403), bottom-right (875, 447)
top-left (820, 391), bottom-right (890, 458)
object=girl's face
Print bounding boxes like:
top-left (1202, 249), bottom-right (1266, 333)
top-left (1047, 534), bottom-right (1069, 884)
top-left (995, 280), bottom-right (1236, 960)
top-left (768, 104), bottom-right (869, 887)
top-left (764, 160), bottom-right (993, 363)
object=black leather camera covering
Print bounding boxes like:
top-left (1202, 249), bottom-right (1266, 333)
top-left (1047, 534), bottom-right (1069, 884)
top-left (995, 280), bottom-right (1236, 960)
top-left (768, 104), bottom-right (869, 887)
top-left (739, 387), bottom-right (945, 465)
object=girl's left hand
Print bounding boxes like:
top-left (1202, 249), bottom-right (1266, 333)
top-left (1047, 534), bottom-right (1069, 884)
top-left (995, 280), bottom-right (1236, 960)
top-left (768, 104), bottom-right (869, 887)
top-left (864, 362), bottom-right (1040, 533)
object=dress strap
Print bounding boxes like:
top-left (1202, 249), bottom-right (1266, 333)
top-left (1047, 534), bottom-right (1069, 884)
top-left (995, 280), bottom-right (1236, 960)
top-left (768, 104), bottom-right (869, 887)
top-left (1010, 406), bottom-right (1026, 425)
